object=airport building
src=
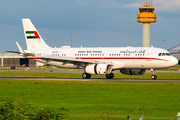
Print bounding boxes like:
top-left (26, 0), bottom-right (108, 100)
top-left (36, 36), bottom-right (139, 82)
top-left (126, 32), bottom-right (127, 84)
top-left (168, 44), bottom-right (180, 60)
top-left (0, 53), bottom-right (36, 67)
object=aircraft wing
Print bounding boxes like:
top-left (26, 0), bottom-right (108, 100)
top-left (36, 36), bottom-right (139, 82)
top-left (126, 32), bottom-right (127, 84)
top-left (28, 56), bottom-right (112, 66)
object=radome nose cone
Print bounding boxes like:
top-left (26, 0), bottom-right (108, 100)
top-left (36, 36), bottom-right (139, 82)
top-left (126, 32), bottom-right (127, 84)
top-left (172, 57), bottom-right (178, 66)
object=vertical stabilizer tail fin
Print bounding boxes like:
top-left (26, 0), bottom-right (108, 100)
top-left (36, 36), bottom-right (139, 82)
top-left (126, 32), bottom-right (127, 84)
top-left (22, 19), bottom-right (50, 50)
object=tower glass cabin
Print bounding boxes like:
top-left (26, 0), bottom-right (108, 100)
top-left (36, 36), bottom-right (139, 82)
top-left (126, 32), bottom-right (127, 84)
top-left (137, 3), bottom-right (156, 23)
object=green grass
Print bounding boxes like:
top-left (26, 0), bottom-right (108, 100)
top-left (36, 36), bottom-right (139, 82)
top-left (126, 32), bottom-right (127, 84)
top-left (0, 71), bottom-right (180, 79)
top-left (0, 80), bottom-right (180, 120)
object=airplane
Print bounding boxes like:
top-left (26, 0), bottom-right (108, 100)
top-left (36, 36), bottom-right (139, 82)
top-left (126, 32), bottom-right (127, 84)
top-left (7, 19), bottom-right (178, 79)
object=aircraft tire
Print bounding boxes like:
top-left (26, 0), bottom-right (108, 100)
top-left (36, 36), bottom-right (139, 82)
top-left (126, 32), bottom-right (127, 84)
top-left (151, 75), bottom-right (157, 79)
top-left (82, 73), bottom-right (91, 79)
top-left (106, 73), bottom-right (114, 79)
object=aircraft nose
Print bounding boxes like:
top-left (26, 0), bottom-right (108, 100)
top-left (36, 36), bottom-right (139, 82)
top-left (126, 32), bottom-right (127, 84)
top-left (171, 57), bottom-right (178, 67)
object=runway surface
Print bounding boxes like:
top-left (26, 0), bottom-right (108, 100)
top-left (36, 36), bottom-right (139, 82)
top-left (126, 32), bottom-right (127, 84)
top-left (0, 77), bottom-right (180, 82)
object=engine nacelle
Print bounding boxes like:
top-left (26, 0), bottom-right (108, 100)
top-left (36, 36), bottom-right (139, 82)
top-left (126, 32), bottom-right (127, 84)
top-left (120, 69), bottom-right (146, 75)
top-left (85, 64), bottom-right (112, 75)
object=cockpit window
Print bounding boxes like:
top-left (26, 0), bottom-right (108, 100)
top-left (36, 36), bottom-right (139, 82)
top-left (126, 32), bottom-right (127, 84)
top-left (166, 53), bottom-right (171, 56)
top-left (158, 53), bottom-right (171, 56)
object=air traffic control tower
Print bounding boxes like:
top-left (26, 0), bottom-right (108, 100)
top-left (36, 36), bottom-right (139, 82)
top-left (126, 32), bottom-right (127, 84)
top-left (137, 1), bottom-right (156, 47)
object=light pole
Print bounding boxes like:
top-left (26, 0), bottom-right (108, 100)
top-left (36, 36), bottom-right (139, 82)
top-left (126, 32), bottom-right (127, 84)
top-left (163, 40), bottom-right (165, 49)
top-left (70, 25), bottom-right (73, 47)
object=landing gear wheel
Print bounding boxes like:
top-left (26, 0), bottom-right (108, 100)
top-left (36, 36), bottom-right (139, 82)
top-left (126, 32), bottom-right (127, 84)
top-left (82, 73), bottom-right (91, 79)
top-left (106, 73), bottom-right (114, 79)
top-left (151, 69), bottom-right (157, 80)
top-left (151, 75), bottom-right (157, 79)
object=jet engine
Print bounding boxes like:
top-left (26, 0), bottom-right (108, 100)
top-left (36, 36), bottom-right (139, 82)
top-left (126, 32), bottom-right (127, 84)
top-left (85, 64), bottom-right (112, 75)
top-left (120, 69), bottom-right (146, 75)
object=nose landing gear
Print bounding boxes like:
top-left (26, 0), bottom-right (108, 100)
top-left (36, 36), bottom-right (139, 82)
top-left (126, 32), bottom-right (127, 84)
top-left (151, 69), bottom-right (157, 79)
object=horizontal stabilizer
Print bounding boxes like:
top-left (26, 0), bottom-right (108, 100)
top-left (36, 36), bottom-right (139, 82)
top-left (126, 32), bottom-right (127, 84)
top-left (5, 42), bottom-right (35, 56)
top-left (4, 51), bottom-right (21, 54)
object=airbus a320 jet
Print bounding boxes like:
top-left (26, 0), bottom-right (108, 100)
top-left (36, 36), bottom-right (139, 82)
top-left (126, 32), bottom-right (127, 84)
top-left (7, 19), bottom-right (178, 79)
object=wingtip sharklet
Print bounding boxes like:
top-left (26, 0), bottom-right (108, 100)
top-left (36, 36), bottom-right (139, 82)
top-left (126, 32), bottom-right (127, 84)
top-left (16, 42), bottom-right (25, 54)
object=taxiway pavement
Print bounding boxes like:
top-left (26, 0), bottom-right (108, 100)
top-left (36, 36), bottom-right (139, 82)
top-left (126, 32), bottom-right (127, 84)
top-left (0, 77), bottom-right (179, 82)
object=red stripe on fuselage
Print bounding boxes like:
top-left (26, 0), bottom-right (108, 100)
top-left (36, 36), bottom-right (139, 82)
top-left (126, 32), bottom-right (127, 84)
top-left (28, 57), bottom-right (42, 59)
top-left (76, 57), bottom-right (168, 61)
top-left (28, 57), bottom-right (168, 61)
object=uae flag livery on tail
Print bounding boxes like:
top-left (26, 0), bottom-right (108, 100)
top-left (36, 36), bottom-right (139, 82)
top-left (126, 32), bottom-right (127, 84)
top-left (26, 31), bottom-right (40, 39)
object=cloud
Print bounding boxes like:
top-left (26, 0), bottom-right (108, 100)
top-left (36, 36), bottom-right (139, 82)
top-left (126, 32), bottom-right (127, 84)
top-left (123, 0), bottom-right (180, 13)
top-left (77, 0), bottom-right (88, 5)
top-left (96, 0), bottom-right (122, 9)
top-left (154, 0), bottom-right (180, 12)
top-left (124, 3), bottom-right (142, 9)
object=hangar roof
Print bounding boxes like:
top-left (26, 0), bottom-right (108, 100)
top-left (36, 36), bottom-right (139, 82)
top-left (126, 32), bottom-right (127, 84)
top-left (168, 44), bottom-right (180, 51)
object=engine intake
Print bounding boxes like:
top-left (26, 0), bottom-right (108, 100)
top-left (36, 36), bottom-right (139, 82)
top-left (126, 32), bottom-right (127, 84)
top-left (120, 69), bottom-right (146, 75)
top-left (85, 64), bottom-right (112, 75)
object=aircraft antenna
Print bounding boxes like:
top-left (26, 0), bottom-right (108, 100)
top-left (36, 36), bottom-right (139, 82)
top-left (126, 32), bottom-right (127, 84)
top-left (151, 0), bottom-right (153, 7)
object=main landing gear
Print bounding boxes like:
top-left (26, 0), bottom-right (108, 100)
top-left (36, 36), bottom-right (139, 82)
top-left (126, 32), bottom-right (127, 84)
top-left (106, 73), bottom-right (114, 79)
top-left (151, 69), bottom-right (157, 79)
top-left (82, 73), bottom-right (114, 79)
top-left (82, 73), bottom-right (91, 79)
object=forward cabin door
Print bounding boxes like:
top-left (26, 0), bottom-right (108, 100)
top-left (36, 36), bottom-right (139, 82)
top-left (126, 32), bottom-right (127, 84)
top-left (146, 49), bottom-right (152, 61)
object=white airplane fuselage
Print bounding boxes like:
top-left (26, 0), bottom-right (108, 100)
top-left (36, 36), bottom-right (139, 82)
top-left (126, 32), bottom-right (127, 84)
top-left (26, 47), bottom-right (178, 69)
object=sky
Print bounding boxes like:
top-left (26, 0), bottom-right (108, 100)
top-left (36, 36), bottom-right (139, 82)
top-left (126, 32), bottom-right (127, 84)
top-left (0, 0), bottom-right (180, 53)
